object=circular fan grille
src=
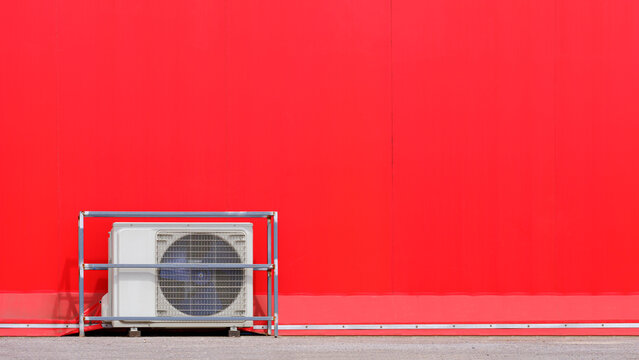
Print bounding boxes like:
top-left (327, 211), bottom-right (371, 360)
top-left (158, 234), bottom-right (244, 316)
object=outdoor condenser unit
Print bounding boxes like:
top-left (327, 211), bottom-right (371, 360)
top-left (100, 222), bottom-right (253, 328)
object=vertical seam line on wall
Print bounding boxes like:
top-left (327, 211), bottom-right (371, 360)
top-left (552, 0), bottom-right (559, 290)
top-left (54, 0), bottom-right (63, 257)
top-left (223, 0), bottom-right (230, 209)
top-left (389, 0), bottom-right (395, 294)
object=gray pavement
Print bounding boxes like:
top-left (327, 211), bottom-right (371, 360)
top-left (2, 336), bottom-right (639, 359)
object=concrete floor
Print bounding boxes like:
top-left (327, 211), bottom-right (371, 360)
top-left (1, 336), bottom-right (638, 360)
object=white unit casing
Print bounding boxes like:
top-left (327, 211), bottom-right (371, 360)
top-left (101, 222), bottom-right (253, 328)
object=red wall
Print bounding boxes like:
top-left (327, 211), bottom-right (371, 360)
top-left (2, 0), bottom-right (639, 335)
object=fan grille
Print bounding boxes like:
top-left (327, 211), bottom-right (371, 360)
top-left (156, 231), bottom-right (247, 318)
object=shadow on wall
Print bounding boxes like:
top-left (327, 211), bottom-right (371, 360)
top-left (0, 258), bottom-right (105, 324)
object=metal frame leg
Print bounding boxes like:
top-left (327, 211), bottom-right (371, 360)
top-left (78, 212), bottom-right (85, 337)
top-left (267, 218), bottom-right (272, 336)
top-left (274, 212), bottom-right (279, 337)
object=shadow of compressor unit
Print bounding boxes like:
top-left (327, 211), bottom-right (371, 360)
top-left (100, 222), bottom-right (254, 329)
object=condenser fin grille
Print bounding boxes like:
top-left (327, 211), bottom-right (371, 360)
top-left (156, 231), bottom-right (247, 319)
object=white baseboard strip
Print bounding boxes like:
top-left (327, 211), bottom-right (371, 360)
top-left (0, 323), bottom-right (80, 329)
top-left (253, 323), bottom-right (639, 330)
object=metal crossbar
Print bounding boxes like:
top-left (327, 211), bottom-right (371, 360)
top-left (83, 211), bottom-right (274, 218)
top-left (87, 316), bottom-right (273, 322)
top-left (84, 264), bottom-right (273, 270)
top-left (79, 211), bottom-right (279, 337)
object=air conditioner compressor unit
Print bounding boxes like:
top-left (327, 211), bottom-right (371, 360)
top-left (100, 222), bottom-right (253, 328)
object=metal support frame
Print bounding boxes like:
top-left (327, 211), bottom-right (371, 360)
top-left (78, 211), bottom-right (278, 337)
